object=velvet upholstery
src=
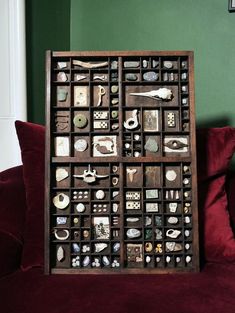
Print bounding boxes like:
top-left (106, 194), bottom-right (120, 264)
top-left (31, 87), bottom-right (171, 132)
top-left (1, 264), bottom-right (235, 313)
top-left (0, 166), bottom-right (26, 277)
top-left (15, 121), bottom-right (45, 270)
top-left (15, 121), bottom-right (235, 269)
top-left (196, 127), bottom-right (235, 262)
top-left (1, 129), bottom-right (235, 313)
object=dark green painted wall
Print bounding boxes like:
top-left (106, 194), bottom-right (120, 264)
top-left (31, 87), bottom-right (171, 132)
top-left (26, 0), bottom-right (70, 124)
top-left (70, 0), bottom-right (235, 127)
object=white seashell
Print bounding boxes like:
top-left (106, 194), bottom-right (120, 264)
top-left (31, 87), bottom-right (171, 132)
top-left (76, 203), bottom-right (85, 213)
top-left (57, 246), bottom-right (65, 262)
top-left (166, 242), bottom-right (182, 252)
top-left (145, 216), bottom-right (152, 226)
top-left (186, 255), bottom-right (191, 263)
top-left (95, 190), bottom-right (105, 200)
top-left (53, 193), bottom-right (70, 209)
top-left (112, 203), bottom-right (119, 212)
top-left (166, 170), bottom-right (177, 181)
top-left (126, 228), bottom-right (141, 238)
top-left (102, 256), bottom-right (110, 266)
top-left (113, 242), bottom-right (120, 252)
top-left (75, 74), bottom-right (87, 81)
top-left (112, 191), bottom-right (119, 198)
top-left (134, 134), bottom-right (140, 140)
top-left (126, 217), bottom-right (139, 223)
top-left (94, 243), bottom-right (108, 253)
top-left (56, 168), bottom-right (69, 182)
top-left (74, 139), bottom-right (88, 152)
top-left (176, 257), bottom-right (181, 263)
top-left (156, 257), bottom-right (161, 263)
top-left (146, 256), bottom-right (151, 263)
top-left (163, 61), bottom-right (173, 69)
top-left (185, 229), bottom-right (190, 237)
top-left (166, 256), bottom-right (171, 263)
top-left (169, 202), bottom-right (178, 213)
top-left (185, 243), bottom-right (190, 250)
top-left (168, 217), bottom-right (178, 224)
top-left (166, 229), bottom-right (181, 238)
top-left (82, 256), bottom-right (90, 267)
top-left (184, 216), bottom-right (191, 224)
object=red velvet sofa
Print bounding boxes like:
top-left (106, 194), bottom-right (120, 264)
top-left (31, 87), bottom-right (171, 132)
top-left (1, 122), bottom-right (235, 313)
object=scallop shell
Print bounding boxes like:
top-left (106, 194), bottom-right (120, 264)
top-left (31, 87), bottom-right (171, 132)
top-left (56, 168), bottom-right (69, 182)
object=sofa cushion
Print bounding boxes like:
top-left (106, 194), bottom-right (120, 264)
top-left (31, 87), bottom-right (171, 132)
top-left (15, 121), bottom-right (45, 270)
top-left (15, 121), bottom-right (235, 269)
top-left (1, 264), bottom-right (235, 313)
top-left (0, 165), bottom-right (27, 276)
top-left (197, 127), bottom-right (235, 262)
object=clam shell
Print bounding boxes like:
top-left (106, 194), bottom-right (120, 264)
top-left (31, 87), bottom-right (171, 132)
top-left (74, 138), bottom-right (88, 152)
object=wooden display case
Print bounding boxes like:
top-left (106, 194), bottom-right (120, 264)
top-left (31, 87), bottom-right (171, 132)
top-left (45, 50), bottom-right (199, 274)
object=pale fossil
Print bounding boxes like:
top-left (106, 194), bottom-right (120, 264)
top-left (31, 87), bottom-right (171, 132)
top-left (73, 59), bottom-right (108, 68)
top-left (129, 88), bottom-right (172, 101)
top-left (73, 164), bottom-right (109, 183)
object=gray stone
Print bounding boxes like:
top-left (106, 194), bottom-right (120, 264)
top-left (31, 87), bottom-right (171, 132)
top-left (125, 73), bottom-right (138, 81)
top-left (144, 137), bottom-right (159, 152)
top-left (152, 60), bottom-right (159, 68)
top-left (113, 242), bottom-right (120, 253)
top-left (72, 243), bottom-right (80, 253)
top-left (111, 85), bottom-right (119, 93)
top-left (163, 61), bottom-right (173, 69)
top-left (143, 71), bottom-right (158, 81)
top-left (124, 61), bottom-right (140, 68)
top-left (142, 60), bottom-right (148, 68)
top-left (126, 228), bottom-right (141, 239)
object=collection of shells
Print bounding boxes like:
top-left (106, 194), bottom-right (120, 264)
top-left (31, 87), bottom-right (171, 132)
top-left (50, 55), bottom-right (194, 270)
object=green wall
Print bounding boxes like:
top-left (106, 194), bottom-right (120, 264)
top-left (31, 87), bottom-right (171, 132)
top-left (71, 0), bottom-right (235, 127)
top-left (26, 0), bottom-right (70, 124)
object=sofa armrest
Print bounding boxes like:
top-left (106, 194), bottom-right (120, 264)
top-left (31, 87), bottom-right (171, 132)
top-left (0, 166), bottom-right (27, 277)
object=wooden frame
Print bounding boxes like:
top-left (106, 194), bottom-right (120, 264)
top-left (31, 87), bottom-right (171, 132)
top-left (229, 0), bottom-right (235, 12)
top-left (45, 50), bottom-right (199, 274)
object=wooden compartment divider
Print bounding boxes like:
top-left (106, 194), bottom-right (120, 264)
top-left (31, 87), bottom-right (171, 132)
top-left (45, 51), bottom-right (199, 274)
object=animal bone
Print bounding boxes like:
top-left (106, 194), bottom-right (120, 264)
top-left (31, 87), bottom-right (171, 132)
top-left (73, 60), bottom-right (108, 68)
top-left (73, 164), bottom-right (109, 183)
top-left (129, 87), bottom-right (172, 101)
top-left (123, 109), bottom-right (139, 130)
top-left (127, 168), bottom-right (137, 182)
top-left (96, 85), bottom-right (106, 106)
